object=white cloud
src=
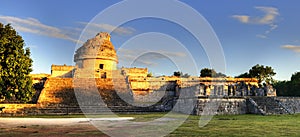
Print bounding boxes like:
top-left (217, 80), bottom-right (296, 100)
top-left (78, 22), bottom-right (135, 36)
top-left (281, 45), bottom-right (300, 53)
top-left (159, 50), bottom-right (186, 57)
top-left (232, 6), bottom-right (279, 25)
top-left (232, 6), bottom-right (280, 38)
top-left (0, 15), bottom-right (80, 43)
top-left (255, 6), bottom-right (279, 24)
top-left (265, 24), bottom-right (278, 34)
top-left (231, 15), bottom-right (250, 23)
top-left (0, 15), bottom-right (135, 44)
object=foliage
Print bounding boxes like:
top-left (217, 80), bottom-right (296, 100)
top-left (173, 71), bottom-right (190, 78)
top-left (200, 68), bottom-right (226, 77)
top-left (236, 72), bottom-right (251, 78)
top-left (0, 23), bottom-right (34, 102)
top-left (200, 68), bottom-right (215, 77)
top-left (249, 64), bottom-right (276, 84)
top-left (236, 64), bottom-right (276, 84)
top-left (181, 73), bottom-right (190, 78)
top-left (291, 71), bottom-right (300, 82)
top-left (274, 80), bottom-right (290, 96)
top-left (147, 72), bottom-right (153, 77)
top-left (215, 72), bottom-right (226, 77)
top-left (173, 71), bottom-right (181, 77)
top-left (274, 72), bottom-right (300, 96)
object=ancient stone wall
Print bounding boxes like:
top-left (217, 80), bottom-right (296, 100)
top-left (51, 64), bottom-right (74, 78)
top-left (248, 97), bottom-right (290, 115)
top-left (276, 97), bottom-right (300, 113)
top-left (37, 77), bottom-right (129, 107)
top-left (37, 78), bottom-right (76, 106)
top-left (174, 96), bottom-right (299, 115)
top-left (173, 97), bottom-right (247, 115)
top-left (29, 73), bottom-right (50, 84)
top-left (0, 104), bottom-right (38, 116)
top-left (122, 67), bottom-right (148, 78)
top-left (1, 75), bottom-right (299, 116)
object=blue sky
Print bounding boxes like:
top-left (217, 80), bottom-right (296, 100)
top-left (0, 0), bottom-right (300, 80)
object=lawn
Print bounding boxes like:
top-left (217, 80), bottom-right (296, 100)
top-left (169, 114), bottom-right (300, 137)
top-left (123, 113), bottom-right (300, 137)
top-left (1, 113), bottom-right (300, 136)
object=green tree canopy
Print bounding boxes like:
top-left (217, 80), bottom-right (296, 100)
top-left (173, 71), bottom-right (182, 77)
top-left (0, 23), bottom-right (34, 102)
top-left (274, 72), bottom-right (300, 96)
top-left (173, 71), bottom-right (190, 78)
top-left (236, 72), bottom-right (251, 78)
top-left (147, 72), bottom-right (153, 77)
top-left (249, 64), bottom-right (276, 83)
top-left (291, 72), bottom-right (300, 82)
top-left (236, 64), bottom-right (276, 84)
top-left (182, 73), bottom-right (190, 78)
top-left (200, 68), bottom-right (226, 77)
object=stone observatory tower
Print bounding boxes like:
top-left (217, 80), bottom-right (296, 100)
top-left (74, 32), bottom-right (118, 78)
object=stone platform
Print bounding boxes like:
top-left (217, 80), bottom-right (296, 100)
top-left (0, 77), bottom-right (299, 116)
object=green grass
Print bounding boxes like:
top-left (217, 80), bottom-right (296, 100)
top-left (2, 113), bottom-right (300, 136)
top-left (123, 113), bottom-right (300, 136)
top-left (170, 114), bottom-right (300, 137)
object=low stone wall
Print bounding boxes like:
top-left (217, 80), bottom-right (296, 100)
top-left (0, 104), bottom-right (38, 116)
top-left (276, 97), bottom-right (300, 113)
top-left (51, 64), bottom-right (74, 78)
top-left (174, 96), bottom-right (300, 115)
top-left (174, 97), bottom-right (247, 115)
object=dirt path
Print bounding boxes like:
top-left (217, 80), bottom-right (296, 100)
top-left (0, 118), bottom-right (133, 137)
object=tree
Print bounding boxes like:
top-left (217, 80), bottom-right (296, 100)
top-left (236, 64), bottom-right (276, 84)
top-left (147, 72), bottom-right (153, 77)
top-left (173, 71), bottom-right (190, 78)
top-left (274, 72), bottom-right (300, 96)
top-left (249, 64), bottom-right (276, 84)
top-left (291, 72), bottom-right (300, 82)
top-left (274, 81), bottom-right (290, 96)
top-left (200, 68), bottom-right (216, 77)
top-left (215, 72), bottom-right (226, 78)
top-left (200, 68), bottom-right (226, 77)
top-left (0, 23), bottom-right (34, 102)
top-left (236, 72), bottom-right (251, 78)
top-left (173, 71), bottom-right (182, 77)
top-left (182, 73), bottom-right (190, 78)
top-left (289, 74), bottom-right (300, 96)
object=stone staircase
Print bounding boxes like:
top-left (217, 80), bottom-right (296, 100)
top-left (1, 72), bottom-right (173, 116)
top-left (248, 97), bottom-right (291, 115)
top-left (30, 76), bottom-right (160, 115)
top-left (247, 98), bottom-right (266, 115)
top-left (157, 96), bottom-right (174, 111)
top-left (37, 78), bottom-right (77, 106)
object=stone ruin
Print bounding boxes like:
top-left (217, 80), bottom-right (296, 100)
top-left (0, 32), bottom-right (298, 116)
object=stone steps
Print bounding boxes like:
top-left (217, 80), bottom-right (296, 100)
top-left (250, 97), bottom-right (289, 115)
top-left (25, 75), bottom-right (161, 116)
top-left (0, 105), bottom-right (160, 116)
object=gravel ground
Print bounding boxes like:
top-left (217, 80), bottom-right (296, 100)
top-left (0, 117), bottom-right (133, 137)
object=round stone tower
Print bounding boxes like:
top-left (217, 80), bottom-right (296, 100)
top-left (74, 32), bottom-right (118, 78)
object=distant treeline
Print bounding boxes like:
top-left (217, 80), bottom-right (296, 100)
top-left (274, 72), bottom-right (300, 96)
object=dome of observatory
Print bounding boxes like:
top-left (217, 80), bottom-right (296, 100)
top-left (74, 32), bottom-right (118, 63)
